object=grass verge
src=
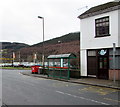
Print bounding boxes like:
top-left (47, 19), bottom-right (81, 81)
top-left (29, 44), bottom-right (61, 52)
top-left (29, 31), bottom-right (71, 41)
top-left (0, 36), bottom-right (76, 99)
top-left (0, 67), bottom-right (31, 70)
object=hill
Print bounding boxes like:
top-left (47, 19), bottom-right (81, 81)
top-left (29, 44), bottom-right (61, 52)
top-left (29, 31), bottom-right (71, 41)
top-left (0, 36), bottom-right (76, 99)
top-left (1, 42), bottom-right (29, 60)
top-left (32, 32), bottom-right (80, 47)
top-left (1, 42), bottom-right (29, 50)
top-left (1, 32), bottom-right (80, 66)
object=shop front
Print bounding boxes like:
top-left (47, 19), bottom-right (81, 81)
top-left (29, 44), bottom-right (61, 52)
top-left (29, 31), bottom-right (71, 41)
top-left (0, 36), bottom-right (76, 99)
top-left (87, 48), bottom-right (120, 80)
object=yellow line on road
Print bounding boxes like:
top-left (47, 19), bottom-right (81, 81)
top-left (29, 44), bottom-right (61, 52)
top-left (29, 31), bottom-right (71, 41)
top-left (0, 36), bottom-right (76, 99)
top-left (52, 82), bottom-right (80, 87)
top-left (104, 98), bottom-right (120, 103)
top-left (79, 86), bottom-right (120, 95)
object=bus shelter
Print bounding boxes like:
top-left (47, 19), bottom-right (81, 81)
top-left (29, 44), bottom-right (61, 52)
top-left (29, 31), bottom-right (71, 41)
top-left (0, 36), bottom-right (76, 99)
top-left (47, 53), bottom-right (76, 79)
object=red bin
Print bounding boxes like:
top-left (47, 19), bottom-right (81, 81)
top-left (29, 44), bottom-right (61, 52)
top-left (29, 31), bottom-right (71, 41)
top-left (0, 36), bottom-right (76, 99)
top-left (31, 66), bottom-right (40, 74)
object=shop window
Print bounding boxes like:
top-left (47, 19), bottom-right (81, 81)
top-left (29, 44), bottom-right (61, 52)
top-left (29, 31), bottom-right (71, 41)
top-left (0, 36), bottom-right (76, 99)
top-left (103, 58), bottom-right (107, 69)
top-left (99, 58), bottom-right (103, 69)
top-left (109, 48), bottom-right (120, 69)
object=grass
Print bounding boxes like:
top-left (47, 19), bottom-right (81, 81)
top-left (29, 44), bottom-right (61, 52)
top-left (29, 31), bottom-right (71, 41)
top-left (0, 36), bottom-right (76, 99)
top-left (0, 67), bottom-right (31, 70)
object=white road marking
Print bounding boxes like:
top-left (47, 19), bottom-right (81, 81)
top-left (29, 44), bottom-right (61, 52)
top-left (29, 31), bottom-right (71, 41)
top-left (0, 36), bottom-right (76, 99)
top-left (56, 91), bottom-right (110, 105)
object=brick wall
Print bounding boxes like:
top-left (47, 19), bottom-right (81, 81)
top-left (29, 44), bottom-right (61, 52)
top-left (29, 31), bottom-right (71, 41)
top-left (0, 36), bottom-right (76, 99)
top-left (109, 69), bottom-right (120, 80)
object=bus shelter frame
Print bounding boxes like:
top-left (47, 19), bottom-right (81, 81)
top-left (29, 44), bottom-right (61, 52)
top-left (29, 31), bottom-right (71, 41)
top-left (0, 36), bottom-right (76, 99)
top-left (47, 53), bottom-right (76, 79)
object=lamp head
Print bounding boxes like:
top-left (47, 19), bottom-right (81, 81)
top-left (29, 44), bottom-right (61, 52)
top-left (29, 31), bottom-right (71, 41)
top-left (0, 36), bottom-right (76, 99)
top-left (38, 16), bottom-right (43, 19)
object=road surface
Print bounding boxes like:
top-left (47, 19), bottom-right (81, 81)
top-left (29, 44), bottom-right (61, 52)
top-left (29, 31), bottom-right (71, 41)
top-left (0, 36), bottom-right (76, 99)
top-left (2, 69), bottom-right (120, 106)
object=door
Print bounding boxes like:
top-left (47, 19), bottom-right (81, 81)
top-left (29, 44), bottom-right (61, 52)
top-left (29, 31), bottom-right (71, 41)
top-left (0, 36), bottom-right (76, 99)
top-left (88, 57), bottom-right (97, 77)
top-left (98, 56), bottom-right (109, 79)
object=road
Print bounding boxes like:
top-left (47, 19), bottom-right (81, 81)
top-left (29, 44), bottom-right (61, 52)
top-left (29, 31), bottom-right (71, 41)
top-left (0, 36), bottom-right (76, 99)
top-left (2, 69), bottom-right (120, 106)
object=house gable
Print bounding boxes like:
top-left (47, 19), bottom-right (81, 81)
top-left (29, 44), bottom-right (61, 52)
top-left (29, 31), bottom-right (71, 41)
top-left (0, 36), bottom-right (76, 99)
top-left (78, 1), bottom-right (120, 19)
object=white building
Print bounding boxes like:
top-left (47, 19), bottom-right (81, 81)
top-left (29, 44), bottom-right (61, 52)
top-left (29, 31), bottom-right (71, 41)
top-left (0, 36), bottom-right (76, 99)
top-left (78, 1), bottom-right (120, 80)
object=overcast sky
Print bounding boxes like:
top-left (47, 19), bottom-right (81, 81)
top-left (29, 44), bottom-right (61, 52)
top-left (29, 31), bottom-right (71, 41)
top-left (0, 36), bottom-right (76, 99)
top-left (1, 0), bottom-right (113, 45)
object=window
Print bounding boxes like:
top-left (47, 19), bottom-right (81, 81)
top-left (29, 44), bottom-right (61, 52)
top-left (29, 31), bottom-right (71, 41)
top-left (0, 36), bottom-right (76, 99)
top-left (88, 50), bottom-right (96, 56)
top-left (95, 16), bottom-right (110, 37)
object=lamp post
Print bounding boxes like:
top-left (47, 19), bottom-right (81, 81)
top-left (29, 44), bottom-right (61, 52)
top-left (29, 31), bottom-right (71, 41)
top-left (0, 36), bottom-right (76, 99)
top-left (38, 16), bottom-right (45, 74)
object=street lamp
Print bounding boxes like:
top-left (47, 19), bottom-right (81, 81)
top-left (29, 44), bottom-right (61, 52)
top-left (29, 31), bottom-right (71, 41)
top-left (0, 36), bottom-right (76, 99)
top-left (38, 16), bottom-right (45, 74)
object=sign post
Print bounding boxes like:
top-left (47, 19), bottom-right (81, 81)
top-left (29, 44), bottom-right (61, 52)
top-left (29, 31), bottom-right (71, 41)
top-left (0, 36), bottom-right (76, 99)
top-left (113, 43), bottom-right (116, 83)
top-left (12, 52), bottom-right (15, 67)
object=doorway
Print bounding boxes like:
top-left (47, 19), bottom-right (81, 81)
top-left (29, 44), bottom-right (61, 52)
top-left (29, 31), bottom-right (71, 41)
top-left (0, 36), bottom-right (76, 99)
top-left (98, 56), bottom-right (109, 79)
top-left (87, 49), bottom-right (109, 79)
top-left (87, 57), bottom-right (97, 77)
top-left (87, 50), bottom-right (97, 77)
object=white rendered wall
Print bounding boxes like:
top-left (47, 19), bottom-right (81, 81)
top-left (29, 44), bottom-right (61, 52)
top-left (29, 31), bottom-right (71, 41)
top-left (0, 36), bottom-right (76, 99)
top-left (118, 9), bottom-right (120, 46)
top-left (80, 10), bottom-right (119, 50)
top-left (80, 49), bottom-right (87, 76)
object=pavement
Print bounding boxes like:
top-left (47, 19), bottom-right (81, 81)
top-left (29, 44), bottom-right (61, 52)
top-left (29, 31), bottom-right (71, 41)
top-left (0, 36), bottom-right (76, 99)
top-left (21, 70), bottom-right (120, 90)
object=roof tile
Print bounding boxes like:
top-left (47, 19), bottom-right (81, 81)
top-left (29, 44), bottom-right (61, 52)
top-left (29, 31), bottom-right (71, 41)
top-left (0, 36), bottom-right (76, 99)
top-left (78, 1), bottom-right (120, 19)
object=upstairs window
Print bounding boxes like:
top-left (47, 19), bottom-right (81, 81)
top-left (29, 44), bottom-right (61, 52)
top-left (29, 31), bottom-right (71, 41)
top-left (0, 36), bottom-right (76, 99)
top-left (95, 16), bottom-right (110, 37)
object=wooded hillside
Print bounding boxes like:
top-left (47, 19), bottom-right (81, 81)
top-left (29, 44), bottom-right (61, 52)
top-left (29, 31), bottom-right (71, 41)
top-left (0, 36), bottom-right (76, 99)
top-left (1, 32), bottom-right (80, 66)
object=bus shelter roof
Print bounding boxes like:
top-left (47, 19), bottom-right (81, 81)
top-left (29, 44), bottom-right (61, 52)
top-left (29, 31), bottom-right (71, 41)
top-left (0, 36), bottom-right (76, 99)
top-left (47, 53), bottom-right (76, 59)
